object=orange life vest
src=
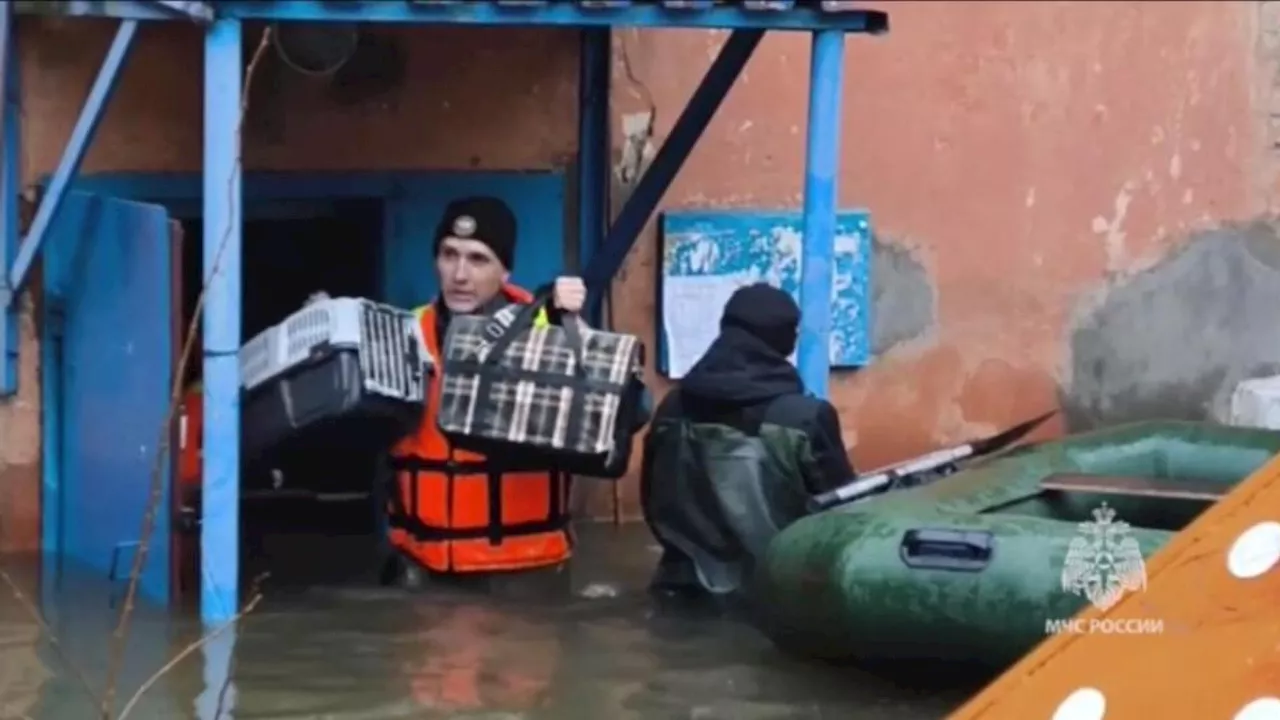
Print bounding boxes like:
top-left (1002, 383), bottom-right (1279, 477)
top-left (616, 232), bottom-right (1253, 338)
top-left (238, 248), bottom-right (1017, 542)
top-left (387, 284), bottom-right (572, 573)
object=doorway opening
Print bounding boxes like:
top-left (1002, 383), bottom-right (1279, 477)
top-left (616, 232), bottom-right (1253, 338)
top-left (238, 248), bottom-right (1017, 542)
top-left (178, 198), bottom-right (389, 598)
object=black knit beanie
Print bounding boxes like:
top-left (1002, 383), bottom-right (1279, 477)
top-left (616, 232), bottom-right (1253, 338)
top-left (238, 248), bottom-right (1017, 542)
top-left (721, 282), bottom-right (801, 357)
top-left (433, 196), bottom-right (517, 270)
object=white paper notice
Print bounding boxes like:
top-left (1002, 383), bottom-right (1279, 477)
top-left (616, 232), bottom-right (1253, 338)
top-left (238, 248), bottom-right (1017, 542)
top-left (662, 274), bottom-right (750, 379)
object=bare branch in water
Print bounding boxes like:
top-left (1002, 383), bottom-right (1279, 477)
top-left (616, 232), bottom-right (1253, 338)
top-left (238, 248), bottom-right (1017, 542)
top-left (114, 591), bottom-right (264, 720)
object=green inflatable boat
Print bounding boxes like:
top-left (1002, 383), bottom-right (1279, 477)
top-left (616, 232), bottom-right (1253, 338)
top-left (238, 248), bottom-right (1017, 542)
top-left (753, 421), bottom-right (1280, 667)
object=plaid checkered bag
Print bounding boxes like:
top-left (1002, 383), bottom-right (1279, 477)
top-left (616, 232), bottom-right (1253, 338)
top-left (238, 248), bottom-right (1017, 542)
top-left (437, 299), bottom-right (645, 478)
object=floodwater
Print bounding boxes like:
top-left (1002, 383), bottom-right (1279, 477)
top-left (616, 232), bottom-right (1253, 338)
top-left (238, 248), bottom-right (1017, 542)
top-left (0, 523), bottom-right (981, 719)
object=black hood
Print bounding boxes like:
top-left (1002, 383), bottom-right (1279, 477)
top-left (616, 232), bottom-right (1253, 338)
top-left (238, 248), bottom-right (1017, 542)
top-left (680, 283), bottom-right (804, 405)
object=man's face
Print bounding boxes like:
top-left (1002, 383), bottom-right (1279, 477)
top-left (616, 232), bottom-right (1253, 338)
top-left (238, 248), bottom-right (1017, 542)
top-left (436, 237), bottom-right (509, 313)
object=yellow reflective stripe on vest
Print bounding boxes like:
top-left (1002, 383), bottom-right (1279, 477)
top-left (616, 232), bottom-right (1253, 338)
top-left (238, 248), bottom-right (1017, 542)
top-left (413, 305), bottom-right (430, 320)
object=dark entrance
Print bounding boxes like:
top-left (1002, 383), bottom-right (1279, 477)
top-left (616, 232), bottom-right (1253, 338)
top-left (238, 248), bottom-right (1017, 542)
top-left (178, 199), bottom-right (388, 597)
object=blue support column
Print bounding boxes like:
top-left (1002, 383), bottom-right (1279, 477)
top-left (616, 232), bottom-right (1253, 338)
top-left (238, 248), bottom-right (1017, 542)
top-left (0, 3), bottom-right (18, 395)
top-left (797, 30), bottom-right (845, 399)
top-left (583, 28), bottom-right (763, 313)
top-left (8, 19), bottom-right (138, 299)
top-left (576, 27), bottom-right (611, 325)
top-left (201, 17), bottom-right (242, 625)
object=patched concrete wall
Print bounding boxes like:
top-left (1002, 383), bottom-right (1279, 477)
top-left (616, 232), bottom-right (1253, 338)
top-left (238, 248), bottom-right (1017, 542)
top-left (870, 236), bottom-right (935, 355)
top-left (1063, 221), bottom-right (1280, 429)
top-left (5, 2), bottom-right (1277, 540)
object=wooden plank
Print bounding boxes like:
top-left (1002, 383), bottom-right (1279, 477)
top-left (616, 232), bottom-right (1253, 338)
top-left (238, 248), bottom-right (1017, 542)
top-left (1040, 473), bottom-right (1227, 501)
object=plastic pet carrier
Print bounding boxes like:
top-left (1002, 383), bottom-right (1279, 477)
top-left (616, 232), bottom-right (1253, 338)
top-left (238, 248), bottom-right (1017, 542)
top-left (239, 297), bottom-right (432, 467)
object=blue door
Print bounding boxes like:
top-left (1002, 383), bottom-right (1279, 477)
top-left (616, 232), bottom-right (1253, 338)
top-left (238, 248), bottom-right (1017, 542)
top-left (44, 191), bottom-right (175, 604)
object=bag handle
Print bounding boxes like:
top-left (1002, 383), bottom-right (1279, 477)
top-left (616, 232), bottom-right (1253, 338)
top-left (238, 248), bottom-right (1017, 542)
top-left (478, 285), bottom-right (590, 380)
top-left (469, 286), bottom-right (594, 453)
top-left (557, 313), bottom-right (590, 380)
top-left (477, 285), bottom-right (553, 367)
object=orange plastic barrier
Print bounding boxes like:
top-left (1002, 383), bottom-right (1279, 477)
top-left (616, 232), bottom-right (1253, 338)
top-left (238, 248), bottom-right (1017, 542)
top-left (949, 452), bottom-right (1280, 720)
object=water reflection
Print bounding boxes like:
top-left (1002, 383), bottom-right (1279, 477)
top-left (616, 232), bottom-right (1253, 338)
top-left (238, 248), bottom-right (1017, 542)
top-left (0, 591), bottom-right (49, 719)
top-left (0, 525), bottom-right (977, 719)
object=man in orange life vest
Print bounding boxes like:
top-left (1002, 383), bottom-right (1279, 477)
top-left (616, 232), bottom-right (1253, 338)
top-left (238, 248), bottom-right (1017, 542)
top-left (384, 196), bottom-right (586, 587)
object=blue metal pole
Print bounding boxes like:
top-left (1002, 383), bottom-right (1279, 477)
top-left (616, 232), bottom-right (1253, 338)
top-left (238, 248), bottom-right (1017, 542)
top-left (201, 16), bottom-right (242, 625)
top-left (9, 19), bottom-right (139, 298)
top-left (0, 2), bottom-right (17, 396)
top-left (797, 30), bottom-right (845, 400)
top-left (576, 27), bottom-right (611, 324)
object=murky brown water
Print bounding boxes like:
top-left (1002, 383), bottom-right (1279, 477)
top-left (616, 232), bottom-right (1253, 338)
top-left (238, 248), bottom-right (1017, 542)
top-left (0, 524), bottom-right (979, 719)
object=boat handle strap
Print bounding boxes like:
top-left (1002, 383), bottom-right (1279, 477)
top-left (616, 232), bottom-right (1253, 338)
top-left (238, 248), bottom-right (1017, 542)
top-left (898, 528), bottom-right (994, 572)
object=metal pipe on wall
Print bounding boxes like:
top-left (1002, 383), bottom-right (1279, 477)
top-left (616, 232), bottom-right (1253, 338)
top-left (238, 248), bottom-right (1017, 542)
top-left (576, 27), bottom-right (611, 324)
top-left (575, 27), bottom-right (616, 522)
top-left (0, 3), bottom-right (16, 396)
top-left (796, 29), bottom-right (845, 400)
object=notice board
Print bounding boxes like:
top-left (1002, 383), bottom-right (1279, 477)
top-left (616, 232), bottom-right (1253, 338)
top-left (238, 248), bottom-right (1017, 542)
top-left (657, 209), bottom-right (873, 379)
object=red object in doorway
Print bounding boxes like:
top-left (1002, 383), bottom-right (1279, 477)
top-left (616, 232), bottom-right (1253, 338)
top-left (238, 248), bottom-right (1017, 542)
top-left (178, 386), bottom-right (202, 488)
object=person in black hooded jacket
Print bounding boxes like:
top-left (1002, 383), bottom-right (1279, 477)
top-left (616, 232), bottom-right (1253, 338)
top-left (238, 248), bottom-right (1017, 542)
top-left (640, 282), bottom-right (856, 599)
